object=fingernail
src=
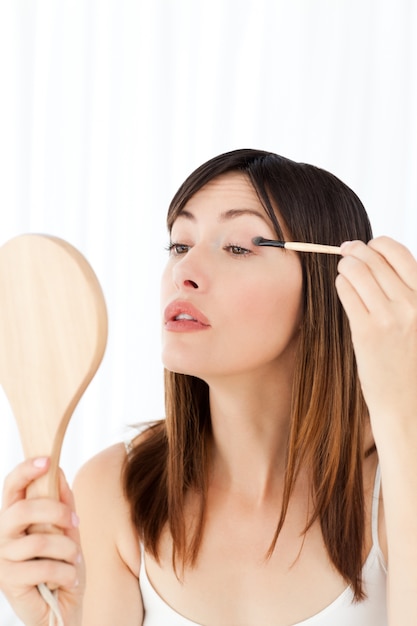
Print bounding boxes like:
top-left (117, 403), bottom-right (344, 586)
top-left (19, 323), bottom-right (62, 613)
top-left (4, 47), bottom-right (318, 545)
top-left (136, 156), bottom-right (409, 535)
top-left (33, 457), bottom-right (49, 468)
top-left (340, 241), bottom-right (354, 253)
top-left (71, 512), bottom-right (80, 528)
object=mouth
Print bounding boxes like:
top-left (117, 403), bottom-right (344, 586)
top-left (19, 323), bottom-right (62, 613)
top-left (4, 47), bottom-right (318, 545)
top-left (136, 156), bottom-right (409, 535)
top-left (164, 301), bottom-right (210, 331)
top-left (174, 313), bottom-right (199, 322)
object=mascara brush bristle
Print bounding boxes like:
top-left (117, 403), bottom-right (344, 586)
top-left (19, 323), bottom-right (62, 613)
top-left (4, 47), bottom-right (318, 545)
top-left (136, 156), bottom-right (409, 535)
top-left (252, 236), bottom-right (285, 248)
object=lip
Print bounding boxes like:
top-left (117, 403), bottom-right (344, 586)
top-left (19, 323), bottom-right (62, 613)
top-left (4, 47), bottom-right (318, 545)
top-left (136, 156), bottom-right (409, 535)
top-left (163, 300), bottom-right (211, 332)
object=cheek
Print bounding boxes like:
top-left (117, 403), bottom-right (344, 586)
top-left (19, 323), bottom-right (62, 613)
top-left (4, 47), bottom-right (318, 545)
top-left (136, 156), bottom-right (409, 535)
top-left (247, 288), bottom-right (301, 331)
top-left (224, 270), bottom-right (304, 351)
top-left (160, 265), bottom-right (172, 310)
top-left (239, 267), bottom-right (302, 323)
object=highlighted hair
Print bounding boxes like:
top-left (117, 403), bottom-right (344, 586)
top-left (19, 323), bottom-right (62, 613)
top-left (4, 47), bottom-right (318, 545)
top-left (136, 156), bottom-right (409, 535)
top-left (124, 149), bottom-right (373, 600)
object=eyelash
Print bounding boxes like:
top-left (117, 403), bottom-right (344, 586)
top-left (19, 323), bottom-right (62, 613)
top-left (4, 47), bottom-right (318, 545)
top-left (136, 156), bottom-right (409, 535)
top-left (224, 244), bottom-right (252, 256)
top-left (166, 242), bottom-right (252, 257)
top-left (166, 242), bottom-right (190, 255)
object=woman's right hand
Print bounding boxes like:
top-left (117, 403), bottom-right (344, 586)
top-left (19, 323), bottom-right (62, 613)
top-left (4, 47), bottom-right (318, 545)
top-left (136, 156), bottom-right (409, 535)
top-left (0, 457), bottom-right (84, 626)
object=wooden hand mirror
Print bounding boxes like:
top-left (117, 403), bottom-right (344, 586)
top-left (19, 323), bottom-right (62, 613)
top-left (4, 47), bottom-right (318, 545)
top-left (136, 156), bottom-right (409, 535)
top-left (0, 234), bottom-right (108, 500)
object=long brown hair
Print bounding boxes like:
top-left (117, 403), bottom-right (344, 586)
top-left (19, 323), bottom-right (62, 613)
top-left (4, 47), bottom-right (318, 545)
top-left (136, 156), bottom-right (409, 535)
top-left (123, 149), bottom-right (373, 599)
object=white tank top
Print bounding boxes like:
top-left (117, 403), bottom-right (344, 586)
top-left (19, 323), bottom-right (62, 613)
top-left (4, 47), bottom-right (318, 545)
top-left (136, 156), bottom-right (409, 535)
top-left (140, 466), bottom-right (387, 625)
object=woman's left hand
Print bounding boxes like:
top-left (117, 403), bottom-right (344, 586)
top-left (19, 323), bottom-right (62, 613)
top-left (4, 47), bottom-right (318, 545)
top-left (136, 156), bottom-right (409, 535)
top-left (335, 236), bottom-right (417, 440)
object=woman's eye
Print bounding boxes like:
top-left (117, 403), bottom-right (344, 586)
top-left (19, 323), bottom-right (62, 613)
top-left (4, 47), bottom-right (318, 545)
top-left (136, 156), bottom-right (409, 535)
top-left (225, 244), bottom-right (251, 256)
top-left (167, 242), bottom-right (190, 255)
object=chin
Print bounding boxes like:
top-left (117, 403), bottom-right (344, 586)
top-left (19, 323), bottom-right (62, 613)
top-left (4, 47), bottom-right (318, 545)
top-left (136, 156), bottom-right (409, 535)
top-left (162, 352), bottom-right (199, 376)
top-left (161, 339), bottom-right (207, 373)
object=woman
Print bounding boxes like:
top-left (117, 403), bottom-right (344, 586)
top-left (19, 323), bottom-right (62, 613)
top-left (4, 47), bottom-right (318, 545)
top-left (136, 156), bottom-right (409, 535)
top-left (1, 149), bottom-right (416, 625)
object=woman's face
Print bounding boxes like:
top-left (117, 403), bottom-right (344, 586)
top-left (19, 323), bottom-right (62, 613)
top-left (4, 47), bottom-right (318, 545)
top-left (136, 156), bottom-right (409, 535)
top-left (160, 172), bottom-right (303, 383)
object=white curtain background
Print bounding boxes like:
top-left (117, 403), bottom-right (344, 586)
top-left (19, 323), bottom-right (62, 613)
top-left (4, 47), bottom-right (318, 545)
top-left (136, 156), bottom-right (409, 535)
top-left (0, 0), bottom-right (416, 622)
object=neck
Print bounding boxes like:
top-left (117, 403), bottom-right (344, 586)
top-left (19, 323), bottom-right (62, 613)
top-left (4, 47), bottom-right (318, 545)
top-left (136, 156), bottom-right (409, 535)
top-left (206, 370), bottom-right (293, 504)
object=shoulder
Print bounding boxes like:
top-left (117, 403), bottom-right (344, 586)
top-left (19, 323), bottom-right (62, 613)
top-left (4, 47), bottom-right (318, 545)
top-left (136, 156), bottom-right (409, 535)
top-left (73, 442), bottom-right (141, 576)
top-left (72, 443), bottom-right (146, 622)
top-left (72, 429), bottom-right (155, 569)
top-left (73, 442), bottom-right (128, 517)
top-left (73, 427), bottom-right (153, 493)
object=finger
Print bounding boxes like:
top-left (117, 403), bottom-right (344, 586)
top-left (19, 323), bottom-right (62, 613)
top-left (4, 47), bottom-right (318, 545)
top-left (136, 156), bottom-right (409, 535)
top-left (340, 239), bottom-right (417, 302)
top-left (0, 498), bottom-right (77, 537)
top-left (337, 253), bottom-right (389, 316)
top-left (1, 458), bottom-right (50, 509)
top-left (3, 557), bottom-right (79, 592)
top-left (369, 236), bottom-right (417, 291)
top-left (1, 532), bottom-right (80, 566)
top-left (335, 272), bottom-right (369, 325)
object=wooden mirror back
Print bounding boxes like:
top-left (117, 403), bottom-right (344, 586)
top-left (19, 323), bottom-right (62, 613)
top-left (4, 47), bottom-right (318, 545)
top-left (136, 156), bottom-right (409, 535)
top-left (0, 234), bottom-right (108, 500)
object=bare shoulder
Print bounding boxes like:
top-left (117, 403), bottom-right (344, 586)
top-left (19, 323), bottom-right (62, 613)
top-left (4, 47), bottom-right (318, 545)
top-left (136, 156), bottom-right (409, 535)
top-left (73, 427), bottom-right (152, 496)
top-left (73, 442), bottom-right (141, 576)
top-left (71, 437), bottom-right (156, 623)
top-left (73, 442), bottom-right (127, 492)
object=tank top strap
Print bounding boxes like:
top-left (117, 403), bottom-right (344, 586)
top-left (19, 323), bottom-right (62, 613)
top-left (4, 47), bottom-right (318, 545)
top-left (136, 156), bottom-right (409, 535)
top-left (123, 426), bottom-right (143, 455)
top-left (124, 437), bottom-right (134, 455)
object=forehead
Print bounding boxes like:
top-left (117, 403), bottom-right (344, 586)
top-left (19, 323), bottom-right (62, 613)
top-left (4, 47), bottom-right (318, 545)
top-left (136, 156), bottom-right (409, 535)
top-left (184, 172), bottom-right (263, 214)
top-left (171, 171), bottom-right (286, 236)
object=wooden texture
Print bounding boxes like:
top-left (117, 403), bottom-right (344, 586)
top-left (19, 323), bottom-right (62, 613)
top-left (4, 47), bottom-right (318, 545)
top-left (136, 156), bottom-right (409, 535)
top-left (284, 241), bottom-right (341, 254)
top-left (0, 234), bottom-right (108, 500)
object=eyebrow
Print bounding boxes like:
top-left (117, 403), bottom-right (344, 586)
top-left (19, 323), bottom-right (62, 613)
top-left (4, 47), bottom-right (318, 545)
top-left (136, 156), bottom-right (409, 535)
top-left (177, 208), bottom-right (269, 223)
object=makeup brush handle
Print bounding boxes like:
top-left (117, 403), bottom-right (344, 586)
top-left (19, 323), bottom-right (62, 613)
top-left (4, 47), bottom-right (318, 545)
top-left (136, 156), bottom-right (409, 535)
top-left (284, 242), bottom-right (341, 255)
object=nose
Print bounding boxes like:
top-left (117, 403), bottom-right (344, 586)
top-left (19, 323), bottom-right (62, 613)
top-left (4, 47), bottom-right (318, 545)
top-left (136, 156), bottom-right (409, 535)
top-left (172, 249), bottom-right (207, 291)
top-left (179, 277), bottom-right (198, 289)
